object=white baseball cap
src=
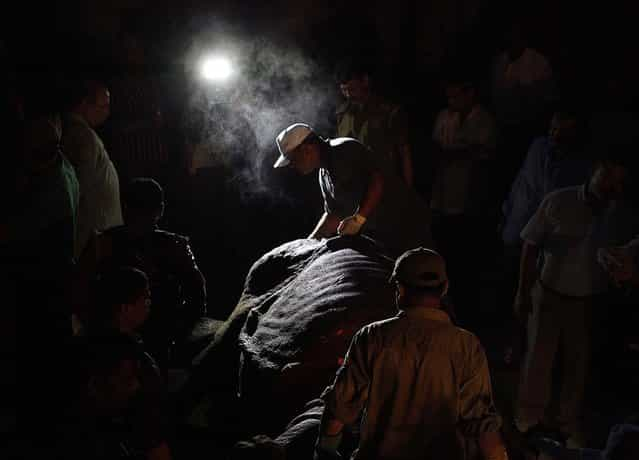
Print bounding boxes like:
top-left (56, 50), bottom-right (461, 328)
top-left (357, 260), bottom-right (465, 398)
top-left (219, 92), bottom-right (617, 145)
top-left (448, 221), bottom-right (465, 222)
top-left (273, 123), bottom-right (313, 168)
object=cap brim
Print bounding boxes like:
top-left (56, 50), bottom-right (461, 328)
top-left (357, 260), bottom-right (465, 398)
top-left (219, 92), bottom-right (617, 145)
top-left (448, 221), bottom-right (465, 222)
top-left (273, 154), bottom-right (291, 168)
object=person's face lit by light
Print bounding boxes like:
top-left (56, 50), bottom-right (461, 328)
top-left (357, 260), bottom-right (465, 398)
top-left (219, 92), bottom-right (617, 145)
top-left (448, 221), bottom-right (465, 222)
top-left (340, 76), bottom-right (369, 105)
top-left (288, 143), bottom-right (320, 176)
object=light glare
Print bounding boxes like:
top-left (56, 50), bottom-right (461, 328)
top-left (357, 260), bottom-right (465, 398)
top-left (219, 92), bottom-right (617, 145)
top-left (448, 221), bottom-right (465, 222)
top-left (201, 56), bottom-right (233, 81)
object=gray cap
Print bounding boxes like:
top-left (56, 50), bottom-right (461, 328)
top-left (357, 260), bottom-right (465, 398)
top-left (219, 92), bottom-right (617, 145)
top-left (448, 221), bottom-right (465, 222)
top-left (273, 123), bottom-right (313, 168)
top-left (390, 247), bottom-right (447, 288)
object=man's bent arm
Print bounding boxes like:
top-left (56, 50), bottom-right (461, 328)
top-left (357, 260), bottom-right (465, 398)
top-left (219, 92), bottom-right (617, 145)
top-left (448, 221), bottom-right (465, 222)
top-left (309, 212), bottom-right (341, 239)
top-left (518, 241), bottom-right (540, 297)
top-left (358, 171), bottom-right (384, 219)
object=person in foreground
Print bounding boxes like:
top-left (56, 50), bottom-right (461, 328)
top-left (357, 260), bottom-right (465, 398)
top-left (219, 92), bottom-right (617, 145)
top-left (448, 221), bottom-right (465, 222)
top-left (315, 247), bottom-right (508, 460)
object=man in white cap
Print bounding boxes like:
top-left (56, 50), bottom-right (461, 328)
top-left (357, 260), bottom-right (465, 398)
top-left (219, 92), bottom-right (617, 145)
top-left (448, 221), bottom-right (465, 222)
top-left (314, 247), bottom-right (507, 460)
top-left (273, 123), bottom-right (431, 257)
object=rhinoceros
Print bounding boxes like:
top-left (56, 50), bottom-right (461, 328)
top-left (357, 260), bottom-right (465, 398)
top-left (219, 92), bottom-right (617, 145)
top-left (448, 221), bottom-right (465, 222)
top-left (187, 235), bottom-right (398, 436)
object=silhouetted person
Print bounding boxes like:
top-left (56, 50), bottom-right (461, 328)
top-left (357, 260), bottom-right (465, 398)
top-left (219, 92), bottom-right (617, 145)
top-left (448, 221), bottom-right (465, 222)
top-left (315, 248), bottom-right (507, 460)
top-left (492, 20), bottom-right (557, 192)
top-left (335, 59), bottom-right (414, 186)
top-left (63, 79), bottom-right (123, 258)
top-left (2, 104), bottom-right (80, 438)
top-left (273, 123), bottom-right (432, 258)
top-left (430, 76), bottom-right (497, 327)
top-left (514, 151), bottom-right (639, 446)
top-left (53, 333), bottom-right (172, 460)
top-left (78, 178), bottom-right (206, 370)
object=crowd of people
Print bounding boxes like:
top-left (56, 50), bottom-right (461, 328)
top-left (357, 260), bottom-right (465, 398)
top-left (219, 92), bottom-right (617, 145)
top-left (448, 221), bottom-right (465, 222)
top-left (3, 11), bottom-right (639, 460)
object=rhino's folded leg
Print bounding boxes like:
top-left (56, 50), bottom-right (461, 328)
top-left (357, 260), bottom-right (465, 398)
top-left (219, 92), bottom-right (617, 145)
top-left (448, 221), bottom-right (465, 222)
top-left (274, 399), bottom-right (359, 460)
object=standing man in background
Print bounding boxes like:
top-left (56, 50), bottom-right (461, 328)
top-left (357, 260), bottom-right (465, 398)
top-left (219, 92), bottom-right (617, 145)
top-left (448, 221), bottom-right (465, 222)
top-left (514, 152), bottom-right (639, 446)
top-left (63, 79), bottom-right (123, 258)
top-left (335, 59), bottom-right (414, 187)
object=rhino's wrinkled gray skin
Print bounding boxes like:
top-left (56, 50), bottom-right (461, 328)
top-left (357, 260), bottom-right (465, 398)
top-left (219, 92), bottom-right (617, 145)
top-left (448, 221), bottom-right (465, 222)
top-left (237, 236), bottom-right (397, 426)
top-left (189, 235), bottom-right (397, 436)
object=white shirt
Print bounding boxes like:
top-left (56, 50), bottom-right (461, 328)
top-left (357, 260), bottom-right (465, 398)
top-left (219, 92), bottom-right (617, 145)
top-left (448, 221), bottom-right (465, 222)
top-left (431, 105), bottom-right (496, 214)
top-left (521, 186), bottom-right (638, 296)
top-left (62, 114), bottom-right (123, 258)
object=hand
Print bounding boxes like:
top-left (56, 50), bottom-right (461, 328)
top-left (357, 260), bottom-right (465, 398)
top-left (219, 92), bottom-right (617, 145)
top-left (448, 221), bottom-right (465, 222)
top-left (337, 214), bottom-right (366, 236)
top-left (606, 247), bottom-right (635, 286)
top-left (513, 289), bottom-right (533, 321)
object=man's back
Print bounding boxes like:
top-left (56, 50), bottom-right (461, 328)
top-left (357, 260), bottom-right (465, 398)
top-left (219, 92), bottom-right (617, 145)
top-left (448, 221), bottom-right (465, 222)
top-left (322, 307), bottom-right (501, 460)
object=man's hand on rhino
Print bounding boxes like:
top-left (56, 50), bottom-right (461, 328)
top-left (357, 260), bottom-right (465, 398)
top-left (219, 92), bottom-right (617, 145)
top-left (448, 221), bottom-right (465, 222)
top-left (337, 214), bottom-right (366, 236)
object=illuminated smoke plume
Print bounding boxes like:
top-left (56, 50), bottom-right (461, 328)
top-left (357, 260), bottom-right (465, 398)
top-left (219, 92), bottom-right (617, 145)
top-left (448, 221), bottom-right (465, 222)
top-left (184, 28), bottom-right (337, 203)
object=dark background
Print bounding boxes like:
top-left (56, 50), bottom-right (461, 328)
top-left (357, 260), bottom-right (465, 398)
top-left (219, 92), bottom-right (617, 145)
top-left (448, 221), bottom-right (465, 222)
top-left (4, 0), bottom-right (639, 317)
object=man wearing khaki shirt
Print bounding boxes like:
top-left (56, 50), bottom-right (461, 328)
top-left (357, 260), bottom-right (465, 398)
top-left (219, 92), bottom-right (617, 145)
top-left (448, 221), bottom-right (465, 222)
top-left (315, 248), bottom-right (507, 460)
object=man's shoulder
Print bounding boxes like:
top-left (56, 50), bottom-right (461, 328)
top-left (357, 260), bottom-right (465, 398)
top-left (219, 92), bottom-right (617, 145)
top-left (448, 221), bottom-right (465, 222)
top-left (451, 324), bottom-right (481, 343)
top-left (62, 115), bottom-right (102, 150)
top-left (153, 229), bottom-right (189, 245)
top-left (544, 185), bottom-right (582, 203)
top-left (527, 136), bottom-right (553, 157)
top-left (358, 314), bottom-right (402, 335)
top-left (329, 137), bottom-right (367, 150)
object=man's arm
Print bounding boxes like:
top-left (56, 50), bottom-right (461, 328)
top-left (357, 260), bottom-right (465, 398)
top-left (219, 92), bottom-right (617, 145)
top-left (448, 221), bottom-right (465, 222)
top-left (317, 330), bottom-right (371, 458)
top-left (315, 414), bottom-right (345, 459)
top-left (358, 171), bottom-right (384, 219)
top-left (309, 212), bottom-right (341, 239)
top-left (458, 341), bottom-right (507, 460)
top-left (514, 241), bottom-right (540, 319)
top-left (173, 238), bottom-right (207, 323)
top-left (336, 171), bottom-right (384, 236)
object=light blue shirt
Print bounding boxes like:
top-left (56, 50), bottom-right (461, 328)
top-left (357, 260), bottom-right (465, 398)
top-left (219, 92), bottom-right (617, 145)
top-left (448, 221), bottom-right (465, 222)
top-left (502, 137), bottom-right (591, 246)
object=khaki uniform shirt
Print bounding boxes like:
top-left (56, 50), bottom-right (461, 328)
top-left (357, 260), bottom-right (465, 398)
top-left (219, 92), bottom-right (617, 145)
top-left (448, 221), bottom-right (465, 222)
top-left (322, 307), bottom-right (501, 460)
top-left (336, 96), bottom-right (409, 173)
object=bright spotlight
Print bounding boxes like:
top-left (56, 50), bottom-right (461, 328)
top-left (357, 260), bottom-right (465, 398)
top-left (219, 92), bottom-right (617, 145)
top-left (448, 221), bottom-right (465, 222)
top-left (201, 56), bottom-right (233, 82)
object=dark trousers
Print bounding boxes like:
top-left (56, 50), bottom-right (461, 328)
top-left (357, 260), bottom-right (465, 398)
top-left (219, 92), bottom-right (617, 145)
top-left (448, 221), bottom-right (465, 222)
top-left (431, 213), bottom-right (489, 331)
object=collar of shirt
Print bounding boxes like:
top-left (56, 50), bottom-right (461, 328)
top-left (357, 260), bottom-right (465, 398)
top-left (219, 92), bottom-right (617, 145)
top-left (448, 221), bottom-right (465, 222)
top-left (399, 306), bottom-right (451, 323)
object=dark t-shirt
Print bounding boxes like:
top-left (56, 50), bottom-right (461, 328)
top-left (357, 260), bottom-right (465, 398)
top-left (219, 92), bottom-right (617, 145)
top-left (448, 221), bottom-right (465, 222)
top-left (319, 138), bottom-right (432, 256)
